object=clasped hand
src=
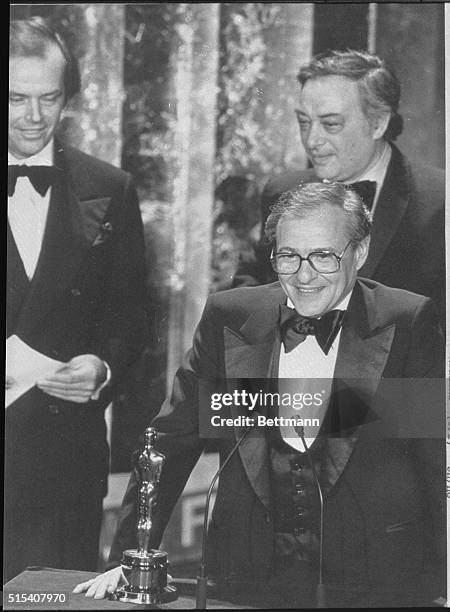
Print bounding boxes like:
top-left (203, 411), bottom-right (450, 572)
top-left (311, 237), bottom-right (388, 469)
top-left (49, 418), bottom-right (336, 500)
top-left (36, 354), bottom-right (107, 403)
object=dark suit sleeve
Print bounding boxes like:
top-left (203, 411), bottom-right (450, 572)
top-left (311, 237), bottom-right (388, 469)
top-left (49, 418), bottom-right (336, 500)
top-left (89, 174), bottom-right (148, 387)
top-left (108, 296), bottom-right (223, 566)
top-left (231, 180), bottom-right (277, 288)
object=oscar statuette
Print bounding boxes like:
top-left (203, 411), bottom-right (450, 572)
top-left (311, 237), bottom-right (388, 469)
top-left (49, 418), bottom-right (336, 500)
top-left (115, 427), bottom-right (178, 605)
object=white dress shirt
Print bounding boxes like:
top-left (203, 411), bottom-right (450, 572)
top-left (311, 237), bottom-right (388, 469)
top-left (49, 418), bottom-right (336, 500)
top-left (8, 140), bottom-right (54, 280)
top-left (278, 291), bottom-right (352, 451)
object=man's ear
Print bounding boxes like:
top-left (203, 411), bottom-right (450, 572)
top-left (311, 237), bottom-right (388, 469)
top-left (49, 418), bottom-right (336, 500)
top-left (371, 112), bottom-right (391, 140)
top-left (356, 236), bottom-right (370, 270)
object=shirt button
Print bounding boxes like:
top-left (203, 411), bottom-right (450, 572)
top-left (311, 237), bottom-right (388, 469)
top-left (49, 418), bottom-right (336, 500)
top-left (293, 492), bottom-right (306, 504)
top-left (49, 404), bottom-right (60, 415)
top-left (289, 459), bottom-right (303, 471)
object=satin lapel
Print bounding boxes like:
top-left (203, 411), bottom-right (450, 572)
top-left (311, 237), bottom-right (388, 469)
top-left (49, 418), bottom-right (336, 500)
top-left (223, 284), bottom-right (285, 511)
top-left (359, 146), bottom-right (409, 279)
top-left (62, 144), bottom-right (112, 245)
top-left (323, 281), bottom-right (396, 492)
top-left (224, 328), bottom-right (276, 380)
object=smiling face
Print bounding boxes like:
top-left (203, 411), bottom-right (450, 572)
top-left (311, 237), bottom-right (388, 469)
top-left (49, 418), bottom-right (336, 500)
top-left (296, 75), bottom-right (387, 182)
top-left (9, 46), bottom-right (66, 159)
top-left (276, 205), bottom-right (369, 317)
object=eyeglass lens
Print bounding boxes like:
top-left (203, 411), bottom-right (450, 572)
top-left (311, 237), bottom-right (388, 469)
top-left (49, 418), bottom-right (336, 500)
top-left (272, 252), bottom-right (340, 274)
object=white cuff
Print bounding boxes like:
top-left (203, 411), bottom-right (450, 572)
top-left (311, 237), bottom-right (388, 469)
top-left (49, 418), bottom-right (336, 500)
top-left (90, 361), bottom-right (112, 401)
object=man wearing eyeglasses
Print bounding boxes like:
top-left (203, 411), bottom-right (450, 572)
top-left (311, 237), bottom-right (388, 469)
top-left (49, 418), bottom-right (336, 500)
top-left (232, 50), bottom-right (445, 329)
top-left (76, 182), bottom-right (444, 607)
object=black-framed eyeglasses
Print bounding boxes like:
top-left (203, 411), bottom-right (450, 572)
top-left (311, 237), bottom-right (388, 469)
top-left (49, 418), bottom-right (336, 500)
top-left (270, 241), bottom-right (352, 274)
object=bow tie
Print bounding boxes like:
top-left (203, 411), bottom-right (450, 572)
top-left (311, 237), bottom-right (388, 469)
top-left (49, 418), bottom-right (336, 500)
top-left (346, 180), bottom-right (376, 210)
top-left (8, 165), bottom-right (58, 197)
top-left (280, 305), bottom-right (346, 355)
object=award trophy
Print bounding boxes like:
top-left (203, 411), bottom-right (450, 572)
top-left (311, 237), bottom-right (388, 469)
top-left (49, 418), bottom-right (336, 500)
top-left (116, 427), bottom-right (178, 605)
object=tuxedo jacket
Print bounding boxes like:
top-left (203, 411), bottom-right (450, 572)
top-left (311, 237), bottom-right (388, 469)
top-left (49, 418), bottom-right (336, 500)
top-left (110, 279), bottom-right (445, 598)
top-left (6, 142), bottom-right (148, 508)
top-left (232, 145), bottom-right (445, 326)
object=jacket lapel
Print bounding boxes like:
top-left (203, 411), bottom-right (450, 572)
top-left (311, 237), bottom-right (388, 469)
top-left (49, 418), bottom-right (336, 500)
top-left (223, 284), bottom-right (286, 511)
top-left (359, 145), bottom-right (409, 279)
top-left (62, 144), bottom-right (113, 245)
top-left (323, 280), bottom-right (396, 492)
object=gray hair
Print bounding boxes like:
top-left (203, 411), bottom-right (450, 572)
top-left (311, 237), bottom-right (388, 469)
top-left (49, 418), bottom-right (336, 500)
top-left (265, 182), bottom-right (372, 246)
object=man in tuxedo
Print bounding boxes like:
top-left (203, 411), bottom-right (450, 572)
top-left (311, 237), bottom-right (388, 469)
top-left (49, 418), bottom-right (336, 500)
top-left (5, 18), bottom-right (148, 581)
top-left (232, 50), bottom-right (445, 328)
top-left (75, 183), bottom-right (444, 607)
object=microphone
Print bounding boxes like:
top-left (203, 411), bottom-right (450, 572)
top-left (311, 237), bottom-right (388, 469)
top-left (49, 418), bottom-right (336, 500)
top-left (295, 426), bottom-right (327, 608)
top-left (196, 420), bottom-right (259, 609)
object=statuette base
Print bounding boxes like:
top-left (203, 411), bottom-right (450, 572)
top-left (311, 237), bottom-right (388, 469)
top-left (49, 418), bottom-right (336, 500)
top-left (115, 585), bottom-right (178, 605)
top-left (114, 548), bottom-right (178, 605)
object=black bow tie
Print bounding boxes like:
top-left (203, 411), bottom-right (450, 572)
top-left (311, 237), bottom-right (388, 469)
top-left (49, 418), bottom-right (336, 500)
top-left (8, 165), bottom-right (58, 197)
top-left (280, 305), bottom-right (346, 355)
top-left (347, 180), bottom-right (376, 210)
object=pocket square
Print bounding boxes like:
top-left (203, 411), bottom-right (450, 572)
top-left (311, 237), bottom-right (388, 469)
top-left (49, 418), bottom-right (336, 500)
top-left (78, 197), bottom-right (112, 245)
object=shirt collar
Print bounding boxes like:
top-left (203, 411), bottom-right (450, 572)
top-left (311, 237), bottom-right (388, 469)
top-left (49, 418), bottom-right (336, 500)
top-left (351, 141), bottom-right (392, 186)
top-left (8, 138), bottom-right (54, 166)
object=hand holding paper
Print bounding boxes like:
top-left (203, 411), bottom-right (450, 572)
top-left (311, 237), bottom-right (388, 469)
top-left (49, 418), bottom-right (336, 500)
top-left (5, 336), bottom-right (108, 407)
top-left (36, 354), bottom-right (108, 403)
top-left (6, 335), bottom-right (64, 408)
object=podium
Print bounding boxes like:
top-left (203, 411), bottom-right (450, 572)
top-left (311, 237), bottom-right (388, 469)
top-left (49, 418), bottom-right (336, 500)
top-left (4, 566), bottom-right (444, 609)
top-left (3, 568), bottom-right (251, 610)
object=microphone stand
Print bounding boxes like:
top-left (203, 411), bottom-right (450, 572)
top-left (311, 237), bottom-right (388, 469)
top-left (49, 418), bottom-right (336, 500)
top-left (196, 424), bottom-right (257, 609)
top-left (296, 426), bottom-right (327, 608)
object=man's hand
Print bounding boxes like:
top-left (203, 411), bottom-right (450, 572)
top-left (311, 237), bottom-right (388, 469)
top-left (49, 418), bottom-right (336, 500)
top-left (36, 354), bottom-right (107, 403)
top-left (72, 566), bottom-right (126, 599)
